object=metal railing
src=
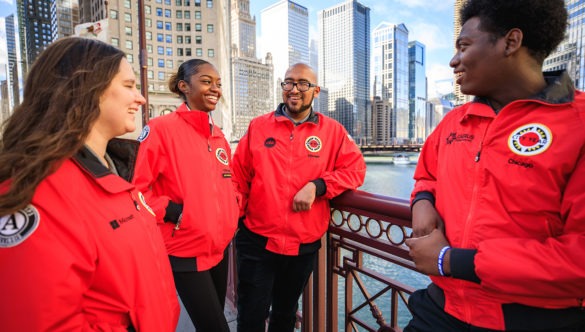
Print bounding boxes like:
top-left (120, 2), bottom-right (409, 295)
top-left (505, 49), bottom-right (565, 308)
top-left (301, 190), bottom-right (423, 332)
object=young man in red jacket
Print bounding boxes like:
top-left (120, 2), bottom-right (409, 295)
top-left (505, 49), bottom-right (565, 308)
top-left (232, 63), bottom-right (366, 332)
top-left (405, 0), bottom-right (585, 331)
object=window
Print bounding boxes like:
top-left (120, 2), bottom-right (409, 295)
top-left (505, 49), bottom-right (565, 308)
top-left (157, 46), bottom-right (164, 54)
top-left (145, 18), bottom-right (152, 27)
top-left (125, 26), bottom-right (132, 36)
top-left (164, 0), bottom-right (171, 4)
top-left (111, 38), bottom-right (119, 47)
top-left (165, 9), bottom-right (171, 17)
top-left (127, 54), bottom-right (134, 63)
top-left (176, 0), bottom-right (182, 5)
top-left (157, 33), bottom-right (163, 42)
top-left (206, 0), bottom-right (212, 8)
top-left (145, 5), bottom-right (151, 14)
top-left (176, 11), bottom-right (182, 19)
top-left (195, 48), bottom-right (202, 56)
top-left (177, 36), bottom-right (183, 43)
top-left (207, 49), bottom-right (214, 57)
top-left (177, 48), bottom-right (183, 56)
top-left (186, 23), bottom-right (191, 31)
top-left (166, 47), bottom-right (172, 56)
top-left (148, 70), bottom-right (154, 79)
top-left (125, 40), bottom-right (133, 50)
top-left (176, 23), bottom-right (183, 31)
top-left (184, 10), bottom-right (190, 19)
top-left (195, 11), bottom-right (201, 19)
top-left (146, 31), bottom-right (152, 40)
top-left (185, 0), bottom-right (190, 5)
top-left (110, 10), bottom-right (118, 19)
top-left (158, 59), bottom-right (164, 67)
top-left (185, 36), bottom-right (191, 43)
top-left (158, 71), bottom-right (165, 80)
top-left (124, 0), bottom-right (131, 8)
top-left (207, 24), bottom-right (213, 33)
top-left (166, 60), bottom-right (173, 68)
top-left (156, 7), bottom-right (162, 16)
top-left (165, 22), bottom-right (171, 30)
top-left (195, 35), bottom-right (202, 44)
top-left (147, 44), bottom-right (153, 53)
top-left (166, 34), bottom-right (172, 43)
top-left (186, 48), bottom-right (192, 56)
top-left (195, 0), bottom-right (200, 6)
top-left (124, 13), bottom-right (132, 22)
top-left (148, 57), bottom-right (153, 66)
top-left (195, 23), bottom-right (201, 31)
top-left (157, 21), bottom-right (163, 29)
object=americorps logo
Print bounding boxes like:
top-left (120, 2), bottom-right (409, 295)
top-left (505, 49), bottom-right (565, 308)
top-left (305, 136), bottom-right (322, 153)
top-left (508, 123), bottom-right (552, 156)
top-left (0, 205), bottom-right (40, 248)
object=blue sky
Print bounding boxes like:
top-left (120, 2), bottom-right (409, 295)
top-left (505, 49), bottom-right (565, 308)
top-left (250, 0), bottom-right (456, 97)
top-left (0, 0), bottom-right (456, 95)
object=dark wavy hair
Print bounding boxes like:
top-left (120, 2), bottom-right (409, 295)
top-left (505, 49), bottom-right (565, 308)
top-left (0, 37), bottom-right (125, 215)
top-left (168, 58), bottom-right (212, 101)
top-left (461, 0), bottom-right (567, 63)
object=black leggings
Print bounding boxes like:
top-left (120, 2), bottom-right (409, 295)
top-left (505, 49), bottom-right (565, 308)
top-left (173, 253), bottom-right (230, 332)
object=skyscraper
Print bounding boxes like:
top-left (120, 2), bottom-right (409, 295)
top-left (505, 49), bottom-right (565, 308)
top-left (453, 0), bottom-right (472, 106)
top-left (231, 0), bottom-right (274, 141)
top-left (408, 40), bottom-right (427, 142)
top-left (544, 0), bottom-right (585, 90)
top-left (54, 0), bottom-right (80, 40)
top-left (5, 14), bottom-right (20, 109)
top-left (372, 22), bottom-right (408, 143)
top-left (79, 0), bottom-right (233, 138)
top-left (17, 0), bottom-right (54, 70)
top-left (259, 0), bottom-right (309, 108)
top-left (319, 0), bottom-right (370, 143)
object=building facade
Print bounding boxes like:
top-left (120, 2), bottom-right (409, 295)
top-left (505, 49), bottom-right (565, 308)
top-left (5, 14), bottom-right (20, 110)
top-left (16, 0), bottom-right (54, 71)
top-left (259, 0), bottom-right (309, 108)
top-left (453, 0), bottom-right (472, 106)
top-left (54, 0), bottom-right (80, 39)
top-left (372, 22), bottom-right (409, 143)
top-left (318, 0), bottom-right (370, 144)
top-left (408, 40), bottom-right (427, 143)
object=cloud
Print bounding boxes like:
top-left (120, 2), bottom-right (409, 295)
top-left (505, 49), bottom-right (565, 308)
top-left (392, 0), bottom-right (454, 11)
top-left (426, 63), bottom-right (454, 98)
top-left (409, 22), bottom-right (452, 51)
top-left (0, 0), bottom-right (12, 5)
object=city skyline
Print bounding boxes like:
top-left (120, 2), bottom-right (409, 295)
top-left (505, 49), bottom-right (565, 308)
top-left (251, 0), bottom-right (456, 98)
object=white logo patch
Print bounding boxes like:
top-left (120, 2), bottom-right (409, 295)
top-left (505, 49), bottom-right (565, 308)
top-left (508, 123), bottom-right (552, 156)
top-left (137, 125), bottom-right (150, 142)
top-left (305, 136), bottom-right (322, 153)
top-left (216, 148), bottom-right (229, 166)
top-left (0, 205), bottom-right (40, 248)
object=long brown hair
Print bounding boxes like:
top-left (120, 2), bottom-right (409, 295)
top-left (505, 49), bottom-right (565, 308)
top-left (0, 37), bottom-right (125, 215)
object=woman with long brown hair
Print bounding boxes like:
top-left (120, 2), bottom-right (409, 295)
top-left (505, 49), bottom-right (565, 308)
top-left (0, 37), bottom-right (179, 331)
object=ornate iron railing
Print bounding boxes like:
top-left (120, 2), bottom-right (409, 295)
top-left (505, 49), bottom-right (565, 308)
top-left (301, 190), bottom-right (427, 332)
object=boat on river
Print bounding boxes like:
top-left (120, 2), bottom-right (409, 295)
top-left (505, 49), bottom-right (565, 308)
top-left (393, 154), bottom-right (412, 165)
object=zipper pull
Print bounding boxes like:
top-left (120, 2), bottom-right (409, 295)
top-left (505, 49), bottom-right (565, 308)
top-left (290, 132), bottom-right (293, 140)
top-left (475, 150), bottom-right (481, 162)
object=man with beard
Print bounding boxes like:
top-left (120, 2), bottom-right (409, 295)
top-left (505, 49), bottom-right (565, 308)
top-left (232, 63), bottom-right (366, 332)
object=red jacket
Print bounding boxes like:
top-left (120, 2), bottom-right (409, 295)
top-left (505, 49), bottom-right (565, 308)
top-left (133, 103), bottom-right (238, 271)
top-left (412, 71), bottom-right (585, 330)
top-left (232, 105), bottom-right (366, 255)
top-left (0, 140), bottom-right (179, 332)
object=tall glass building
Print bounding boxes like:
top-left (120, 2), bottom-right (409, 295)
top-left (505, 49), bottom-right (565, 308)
top-left (5, 14), bottom-right (20, 109)
top-left (318, 0), bottom-right (370, 143)
top-left (372, 22), bottom-right (409, 143)
top-left (259, 0), bottom-right (309, 108)
top-left (17, 0), bottom-right (54, 70)
top-left (408, 40), bottom-right (427, 143)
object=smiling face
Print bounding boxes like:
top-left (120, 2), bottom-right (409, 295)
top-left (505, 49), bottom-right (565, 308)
top-left (95, 58), bottom-right (146, 138)
top-left (281, 64), bottom-right (320, 121)
top-left (180, 63), bottom-right (222, 112)
top-left (450, 17), bottom-right (508, 98)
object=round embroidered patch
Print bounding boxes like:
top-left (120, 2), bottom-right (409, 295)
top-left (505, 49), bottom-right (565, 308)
top-left (138, 192), bottom-right (156, 216)
top-left (0, 205), bottom-right (40, 248)
top-left (216, 148), bottom-right (229, 166)
top-left (137, 125), bottom-right (150, 142)
top-left (305, 136), bottom-right (322, 153)
top-left (508, 123), bottom-right (552, 156)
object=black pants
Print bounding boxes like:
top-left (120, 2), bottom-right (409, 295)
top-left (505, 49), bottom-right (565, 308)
top-left (235, 229), bottom-right (317, 332)
top-left (404, 285), bottom-right (585, 332)
top-left (173, 253), bottom-right (230, 332)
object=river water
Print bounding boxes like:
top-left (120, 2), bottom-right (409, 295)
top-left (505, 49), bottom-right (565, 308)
top-left (338, 158), bottom-right (430, 330)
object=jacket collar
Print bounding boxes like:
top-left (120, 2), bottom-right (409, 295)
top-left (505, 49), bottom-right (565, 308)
top-left (464, 70), bottom-right (575, 120)
top-left (175, 102), bottom-right (215, 137)
top-left (275, 103), bottom-right (320, 125)
top-left (72, 138), bottom-right (138, 194)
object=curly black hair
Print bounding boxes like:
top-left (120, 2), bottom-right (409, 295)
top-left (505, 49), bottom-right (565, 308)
top-left (461, 0), bottom-right (567, 63)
